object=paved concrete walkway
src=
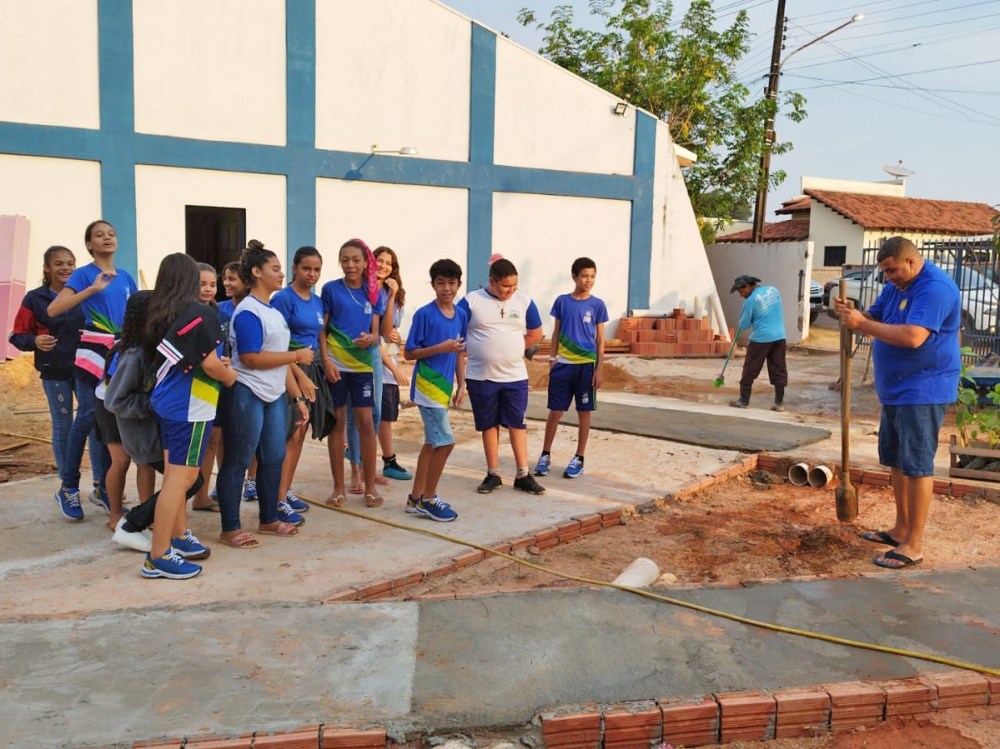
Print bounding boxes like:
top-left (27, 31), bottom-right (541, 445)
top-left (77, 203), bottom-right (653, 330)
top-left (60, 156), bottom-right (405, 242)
top-left (0, 401), bottom-right (993, 747)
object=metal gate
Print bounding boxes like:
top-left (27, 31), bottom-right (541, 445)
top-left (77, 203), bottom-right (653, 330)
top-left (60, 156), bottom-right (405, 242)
top-left (854, 236), bottom-right (999, 360)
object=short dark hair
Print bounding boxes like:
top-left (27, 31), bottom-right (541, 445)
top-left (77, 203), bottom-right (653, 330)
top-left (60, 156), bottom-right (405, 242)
top-left (489, 258), bottom-right (517, 281)
top-left (571, 257), bottom-right (596, 276)
top-left (877, 236), bottom-right (919, 263)
top-left (430, 259), bottom-right (462, 282)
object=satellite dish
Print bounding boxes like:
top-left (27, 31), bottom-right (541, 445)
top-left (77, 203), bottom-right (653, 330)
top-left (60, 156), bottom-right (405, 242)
top-left (883, 160), bottom-right (915, 179)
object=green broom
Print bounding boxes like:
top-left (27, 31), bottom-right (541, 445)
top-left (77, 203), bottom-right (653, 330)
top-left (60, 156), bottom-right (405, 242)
top-left (712, 327), bottom-right (741, 388)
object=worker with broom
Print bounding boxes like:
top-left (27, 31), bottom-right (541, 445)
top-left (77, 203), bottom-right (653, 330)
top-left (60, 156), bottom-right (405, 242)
top-left (834, 236), bottom-right (960, 570)
top-left (728, 275), bottom-right (787, 412)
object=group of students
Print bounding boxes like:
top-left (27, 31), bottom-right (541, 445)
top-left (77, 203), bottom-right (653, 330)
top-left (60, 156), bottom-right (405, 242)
top-left (10, 221), bottom-right (608, 581)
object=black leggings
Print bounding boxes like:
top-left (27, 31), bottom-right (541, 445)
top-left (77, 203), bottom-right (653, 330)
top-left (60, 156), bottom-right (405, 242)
top-left (120, 461), bottom-right (204, 532)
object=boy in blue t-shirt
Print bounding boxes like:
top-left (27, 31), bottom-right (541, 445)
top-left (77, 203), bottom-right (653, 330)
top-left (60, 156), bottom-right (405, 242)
top-left (534, 257), bottom-right (608, 480)
top-left (402, 259), bottom-right (468, 521)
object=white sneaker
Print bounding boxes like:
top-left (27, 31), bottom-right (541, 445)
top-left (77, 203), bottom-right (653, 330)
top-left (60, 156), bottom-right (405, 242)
top-left (112, 517), bottom-right (153, 553)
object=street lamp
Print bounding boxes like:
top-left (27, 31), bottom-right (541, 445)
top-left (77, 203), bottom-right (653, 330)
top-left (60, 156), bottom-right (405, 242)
top-left (751, 10), bottom-right (864, 243)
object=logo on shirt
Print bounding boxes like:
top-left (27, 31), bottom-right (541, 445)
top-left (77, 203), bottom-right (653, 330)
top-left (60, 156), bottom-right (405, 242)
top-left (509, 311), bottom-right (521, 319)
top-left (365, 302), bottom-right (372, 315)
top-left (899, 300), bottom-right (907, 311)
top-left (583, 311), bottom-right (593, 323)
top-left (316, 312), bottom-right (324, 325)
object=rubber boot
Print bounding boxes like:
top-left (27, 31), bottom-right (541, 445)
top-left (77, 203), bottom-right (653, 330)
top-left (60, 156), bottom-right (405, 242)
top-left (772, 385), bottom-right (785, 412)
top-left (730, 384), bottom-right (751, 409)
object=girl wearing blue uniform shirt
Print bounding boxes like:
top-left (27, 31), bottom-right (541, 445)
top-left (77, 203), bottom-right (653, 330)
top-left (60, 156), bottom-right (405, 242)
top-left (144, 253), bottom-right (237, 579)
top-left (270, 246), bottom-right (326, 516)
top-left (217, 242), bottom-right (312, 549)
top-left (320, 239), bottom-right (393, 509)
top-left (47, 220), bottom-right (138, 521)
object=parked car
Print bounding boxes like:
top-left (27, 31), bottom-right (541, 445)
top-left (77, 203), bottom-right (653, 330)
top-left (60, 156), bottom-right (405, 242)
top-left (822, 269), bottom-right (867, 307)
top-left (837, 265), bottom-right (999, 334)
top-left (809, 280), bottom-right (823, 324)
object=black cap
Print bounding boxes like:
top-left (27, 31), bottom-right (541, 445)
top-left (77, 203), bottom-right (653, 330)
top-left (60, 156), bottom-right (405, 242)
top-left (730, 275), bottom-right (761, 293)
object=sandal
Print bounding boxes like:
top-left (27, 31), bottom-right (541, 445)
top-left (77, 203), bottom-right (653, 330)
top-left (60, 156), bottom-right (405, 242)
top-left (365, 493), bottom-right (384, 508)
top-left (193, 500), bottom-right (221, 513)
top-left (258, 521), bottom-right (300, 537)
top-left (325, 493), bottom-right (346, 508)
top-left (220, 532), bottom-right (260, 549)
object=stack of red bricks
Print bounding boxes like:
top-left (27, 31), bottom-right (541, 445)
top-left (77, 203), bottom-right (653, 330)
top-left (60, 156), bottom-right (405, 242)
top-left (617, 309), bottom-right (730, 357)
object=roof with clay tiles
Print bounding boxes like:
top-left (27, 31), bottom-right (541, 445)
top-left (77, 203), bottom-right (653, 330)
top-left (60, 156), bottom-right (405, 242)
top-left (806, 189), bottom-right (996, 234)
top-left (715, 219), bottom-right (811, 243)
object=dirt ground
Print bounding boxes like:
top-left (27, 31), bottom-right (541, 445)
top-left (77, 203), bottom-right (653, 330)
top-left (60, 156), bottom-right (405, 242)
top-left (3, 323), bottom-right (999, 748)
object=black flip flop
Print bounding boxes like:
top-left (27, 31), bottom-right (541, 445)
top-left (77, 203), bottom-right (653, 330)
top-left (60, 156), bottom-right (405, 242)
top-left (873, 549), bottom-right (923, 569)
top-left (861, 530), bottom-right (900, 548)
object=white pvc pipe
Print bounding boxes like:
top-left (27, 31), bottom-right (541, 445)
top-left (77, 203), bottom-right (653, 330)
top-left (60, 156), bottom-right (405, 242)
top-left (694, 295), bottom-right (704, 320)
top-left (612, 557), bottom-right (661, 588)
top-left (788, 463), bottom-right (810, 487)
top-left (627, 309), bottom-right (669, 318)
top-left (710, 292), bottom-right (728, 339)
top-left (808, 465), bottom-right (834, 488)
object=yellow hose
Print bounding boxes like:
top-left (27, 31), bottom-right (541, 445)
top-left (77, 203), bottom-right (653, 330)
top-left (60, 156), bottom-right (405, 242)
top-left (301, 495), bottom-right (1000, 678)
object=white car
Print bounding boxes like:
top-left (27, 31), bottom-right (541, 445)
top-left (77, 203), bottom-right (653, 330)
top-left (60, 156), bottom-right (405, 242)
top-left (840, 265), bottom-right (999, 334)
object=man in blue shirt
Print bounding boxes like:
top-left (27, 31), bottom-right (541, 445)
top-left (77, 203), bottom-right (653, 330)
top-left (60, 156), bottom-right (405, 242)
top-left (835, 237), bottom-right (960, 570)
top-left (729, 275), bottom-right (787, 411)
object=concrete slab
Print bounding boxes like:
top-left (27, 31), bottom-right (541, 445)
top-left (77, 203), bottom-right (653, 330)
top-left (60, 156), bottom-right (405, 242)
top-left (526, 393), bottom-right (832, 452)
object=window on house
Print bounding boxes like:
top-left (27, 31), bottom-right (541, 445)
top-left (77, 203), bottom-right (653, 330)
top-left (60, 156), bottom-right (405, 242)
top-left (185, 206), bottom-right (247, 300)
top-left (824, 245), bottom-right (847, 267)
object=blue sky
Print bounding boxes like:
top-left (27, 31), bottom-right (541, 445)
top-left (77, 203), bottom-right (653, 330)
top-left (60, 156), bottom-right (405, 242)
top-left (445, 0), bottom-right (1000, 212)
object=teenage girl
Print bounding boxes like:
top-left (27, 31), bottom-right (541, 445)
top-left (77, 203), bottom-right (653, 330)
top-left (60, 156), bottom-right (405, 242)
top-left (8, 246), bottom-right (98, 484)
top-left (47, 221), bottom-right (138, 521)
top-left (373, 247), bottom-right (411, 481)
top-left (144, 253), bottom-right (237, 579)
top-left (189, 262), bottom-right (225, 513)
top-left (217, 242), bottom-right (311, 549)
top-left (320, 239), bottom-right (393, 508)
top-left (270, 246), bottom-right (326, 518)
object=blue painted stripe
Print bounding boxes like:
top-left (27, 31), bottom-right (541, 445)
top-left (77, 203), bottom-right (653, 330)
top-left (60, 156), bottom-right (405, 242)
top-left (98, 0), bottom-right (138, 272)
top-left (285, 0), bottom-right (316, 261)
top-left (467, 24), bottom-right (498, 276)
top-left (628, 111), bottom-right (657, 311)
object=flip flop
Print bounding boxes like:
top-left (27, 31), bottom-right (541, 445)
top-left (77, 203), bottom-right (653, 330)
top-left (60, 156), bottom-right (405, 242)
top-left (258, 521), bottom-right (300, 537)
top-left (365, 493), bottom-right (384, 508)
top-left (325, 494), bottom-right (346, 508)
top-left (219, 532), bottom-right (259, 549)
top-left (193, 500), bottom-right (221, 513)
top-left (873, 549), bottom-right (923, 569)
top-left (861, 530), bottom-right (900, 547)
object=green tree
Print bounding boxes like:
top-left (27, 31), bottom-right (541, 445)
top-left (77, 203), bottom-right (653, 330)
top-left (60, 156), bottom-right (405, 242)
top-left (517, 0), bottom-right (807, 221)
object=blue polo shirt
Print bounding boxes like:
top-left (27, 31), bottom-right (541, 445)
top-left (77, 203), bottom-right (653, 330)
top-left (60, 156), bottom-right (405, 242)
top-left (868, 261), bottom-right (961, 405)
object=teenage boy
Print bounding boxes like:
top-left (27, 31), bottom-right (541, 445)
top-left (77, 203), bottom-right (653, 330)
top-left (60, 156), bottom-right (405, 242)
top-left (403, 259), bottom-right (469, 521)
top-left (458, 258), bottom-right (545, 495)
top-left (534, 257), bottom-right (608, 479)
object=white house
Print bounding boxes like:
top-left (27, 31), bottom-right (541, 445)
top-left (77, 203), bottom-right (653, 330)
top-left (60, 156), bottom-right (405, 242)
top-left (0, 0), bottom-right (719, 349)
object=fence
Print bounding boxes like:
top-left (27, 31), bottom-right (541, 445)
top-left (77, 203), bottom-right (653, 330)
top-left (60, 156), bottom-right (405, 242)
top-left (853, 236), bottom-right (999, 361)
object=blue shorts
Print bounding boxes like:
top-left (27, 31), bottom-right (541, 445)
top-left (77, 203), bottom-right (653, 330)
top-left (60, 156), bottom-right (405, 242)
top-left (547, 362), bottom-right (597, 412)
top-left (329, 371), bottom-right (375, 409)
top-left (158, 417), bottom-right (213, 467)
top-left (419, 405), bottom-right (454, 448)
top-left (878, 403), bottom-right (947, 477)
top-left (466, 379), bottom-right (528, 431)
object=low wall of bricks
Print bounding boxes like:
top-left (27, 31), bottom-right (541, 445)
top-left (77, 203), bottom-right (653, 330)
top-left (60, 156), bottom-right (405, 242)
top-left (618, 312), bottom-right (730, 357)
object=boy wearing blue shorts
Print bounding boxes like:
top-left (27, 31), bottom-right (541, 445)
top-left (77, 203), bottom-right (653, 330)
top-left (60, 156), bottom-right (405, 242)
top-left (534, 257), bottom-right (608, 479)
top-left (403, 259), bottom-right (468, 521)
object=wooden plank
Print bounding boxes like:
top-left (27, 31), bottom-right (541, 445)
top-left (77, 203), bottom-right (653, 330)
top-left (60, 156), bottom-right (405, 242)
top-left (949, 467), bottom-right (1000, 482)
top-left (13, 409), bottom-right (48, 415)
top-left (948, 444), bottom-right (1000, 459)
top-left (0, 441), bottom-right (30, 453)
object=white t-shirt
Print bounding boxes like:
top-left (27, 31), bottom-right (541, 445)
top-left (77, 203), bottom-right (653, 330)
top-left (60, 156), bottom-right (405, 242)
top-left (230, 295), bottom-right (291, 403)
top-left (459, 288), bottom-right (541, 382)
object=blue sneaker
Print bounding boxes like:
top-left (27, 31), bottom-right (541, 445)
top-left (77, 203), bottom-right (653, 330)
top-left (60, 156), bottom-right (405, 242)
top-left (533, 453), bottom-right (551, 476)
top-left (405, 495), bottom-right (422, 514)
top-left (277, 499), bottom-right (305, 526)
top-left (55, 487), bottom-right (84, 521)
top-left (563, 456), bottom-right (585, 479)
top-left (171, 529), bottom-right (211, 560)
top-left (285, 489), bottom-right (309, 513)
top-left (417, 496), bottom-right (457, 522)
top-left (88, 486), bottom-right (111, 515)
top-left (242, 478), bottom-right (258, 502)
top-left (382, 456), bottom-right (413, 481)
top-left (209, 488), bottom-right (218, 501)
top-left (142, 549), bottom-right (202, 579)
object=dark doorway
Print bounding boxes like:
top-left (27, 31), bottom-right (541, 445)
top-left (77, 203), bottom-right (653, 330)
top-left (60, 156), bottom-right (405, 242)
top-left (185, 206), bottom-right (246, 300)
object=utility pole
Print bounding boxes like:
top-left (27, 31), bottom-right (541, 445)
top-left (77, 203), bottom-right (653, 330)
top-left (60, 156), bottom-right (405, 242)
top-left (751, 0), bottom-right (786, 244)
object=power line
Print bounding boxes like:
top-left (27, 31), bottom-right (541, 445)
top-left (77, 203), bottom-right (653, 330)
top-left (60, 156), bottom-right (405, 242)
top-left (790, 57), bottom-right (1000, 88)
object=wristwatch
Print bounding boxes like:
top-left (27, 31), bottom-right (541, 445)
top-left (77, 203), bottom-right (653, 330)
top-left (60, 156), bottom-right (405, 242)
top-left (293, 396), bottom-right (308, 404)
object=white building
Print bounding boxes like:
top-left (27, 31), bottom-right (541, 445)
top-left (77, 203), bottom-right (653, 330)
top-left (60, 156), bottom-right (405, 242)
top-left (0, 0), bottom-right (718, 343)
